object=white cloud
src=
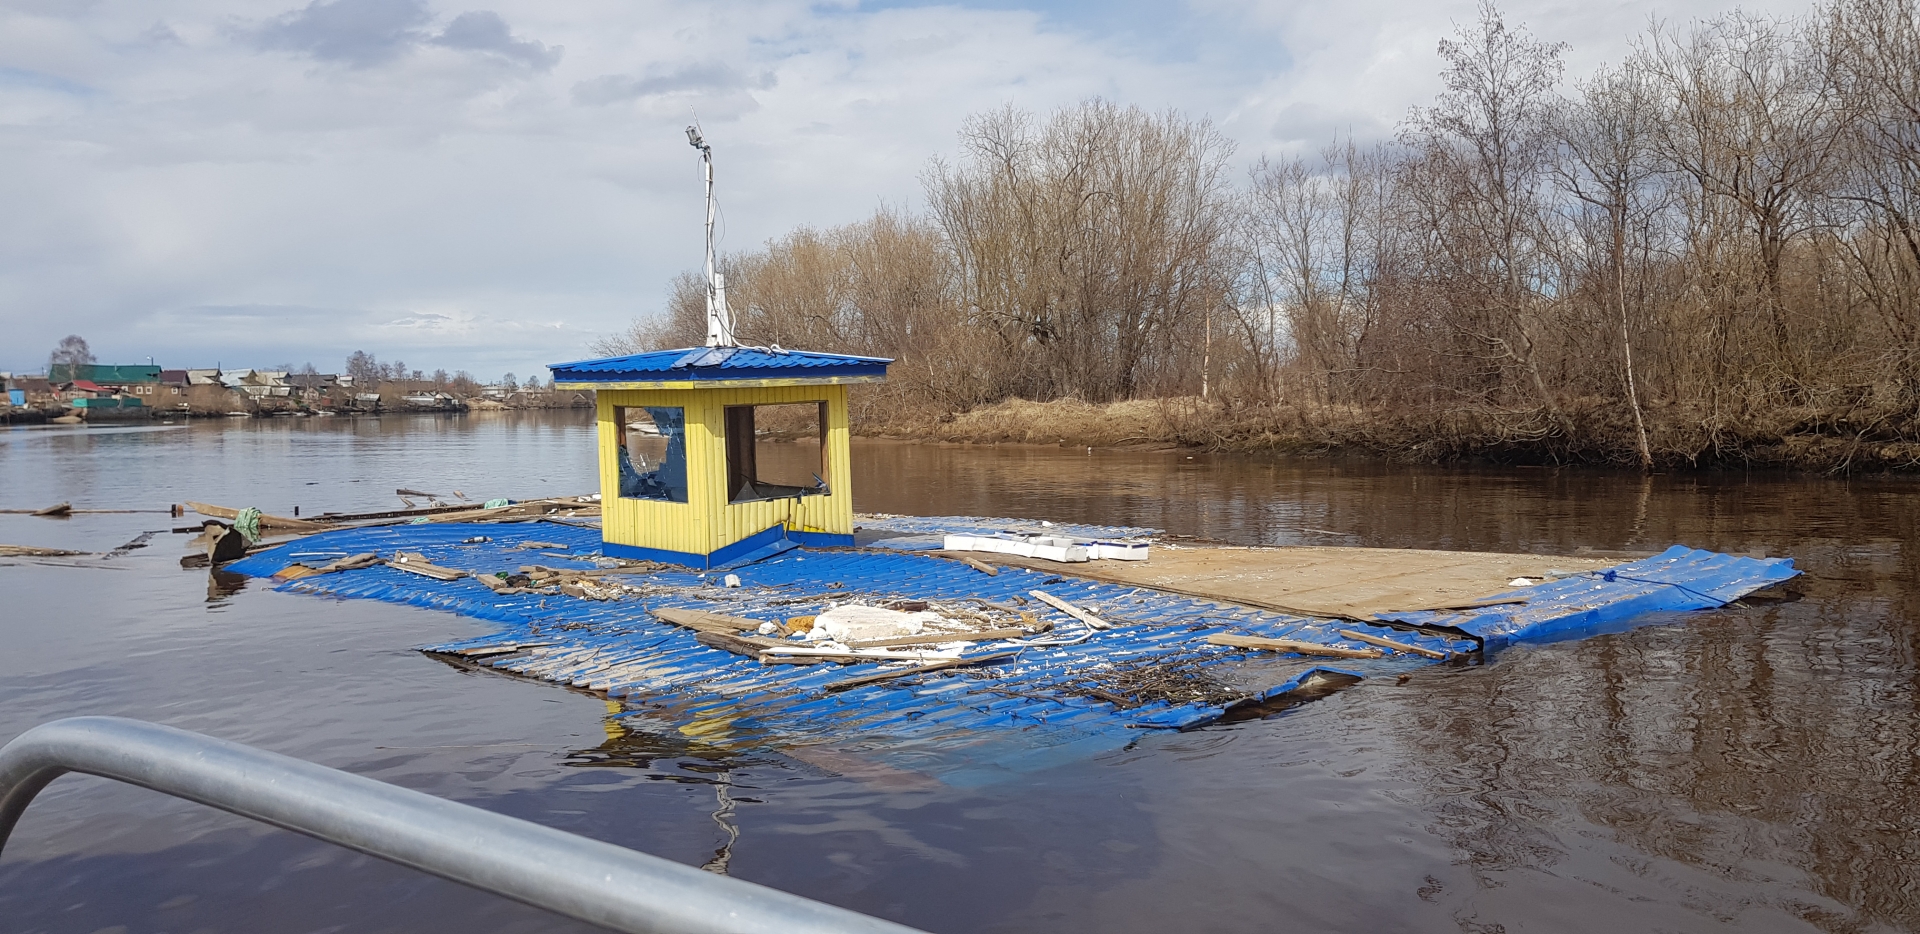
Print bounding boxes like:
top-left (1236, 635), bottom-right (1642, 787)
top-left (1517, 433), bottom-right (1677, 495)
top-left (0, 0), bottom-right (1819, 378)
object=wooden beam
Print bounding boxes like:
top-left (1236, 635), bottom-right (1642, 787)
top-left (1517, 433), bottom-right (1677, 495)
top-left (844, 627), bottom-right (1033, 649)
top-left (1029, 590), bottom-right (1111, 629)
top-left (1335, 628), bottom-right (1449, 659)
top-left (822, 651), bottom-right (1021, 693)
top-left (950, 556), bottom-right (999, 576)
top-left (186, 501), bottom-right (328, 532)
top-left (1205, 634), bottom-right (1383, 659)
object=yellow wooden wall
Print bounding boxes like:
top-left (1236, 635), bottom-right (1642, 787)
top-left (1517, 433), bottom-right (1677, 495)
top-left (595, 383), bottom-right (853, 557)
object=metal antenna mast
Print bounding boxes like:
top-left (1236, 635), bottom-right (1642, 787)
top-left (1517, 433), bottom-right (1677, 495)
top-left (686, 124), bottom-right (734, 348)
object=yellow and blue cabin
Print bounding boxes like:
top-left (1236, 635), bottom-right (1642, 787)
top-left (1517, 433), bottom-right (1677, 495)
top-left (548, 346), bottom-right (891, 569)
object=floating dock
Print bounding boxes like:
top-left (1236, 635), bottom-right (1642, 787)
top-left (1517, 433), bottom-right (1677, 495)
top-left (225, 516), bottom-right (1798, 783)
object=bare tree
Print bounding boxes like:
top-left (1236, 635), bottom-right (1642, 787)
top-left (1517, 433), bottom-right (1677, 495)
top-left (1398, 2), bottom-right (1568, 425)
top-left (1558, 62), bottom-right (1667, 467)
top-left (48, 335), bottom-right (94, 373)
top-left (1643, 12), bottom-right (1847, 389)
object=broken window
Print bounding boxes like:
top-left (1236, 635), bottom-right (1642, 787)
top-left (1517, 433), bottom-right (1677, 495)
top-left (724, 402), bottom-right (829, 504)
top-left (614, 406), bottom-right (688, 503)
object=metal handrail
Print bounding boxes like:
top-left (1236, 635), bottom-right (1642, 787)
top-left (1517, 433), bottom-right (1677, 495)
top-left (0, 717), bottom-right (925, 934)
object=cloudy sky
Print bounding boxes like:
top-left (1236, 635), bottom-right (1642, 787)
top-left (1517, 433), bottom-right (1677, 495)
top-left (0, 0), bottom-right (1807, 379)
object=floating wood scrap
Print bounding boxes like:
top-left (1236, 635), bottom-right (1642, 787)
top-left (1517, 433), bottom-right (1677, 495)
top-left (823, 650), bottom-right (1021, 693)
top-left (439, 641), bottom-right (558, 659)
top-left (1, 506), bottom-right (158, 515)
top-left (1205, 633), bottom-right (1383, 660)
top-left (0, 544), bottom-right (88, 557)
top-left (1335, 627), bottom-right (1450, 659)
top-left (1029, 590), bottom-right (1111, 630)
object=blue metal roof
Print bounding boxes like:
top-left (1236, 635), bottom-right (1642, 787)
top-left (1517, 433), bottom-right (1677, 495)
top-left (549, 347), bottom-right (891, 384)
top-left (225, 519), bottom-right (1798, 784)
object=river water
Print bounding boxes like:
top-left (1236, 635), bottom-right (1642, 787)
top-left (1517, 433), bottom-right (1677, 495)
top-left (1, 411), bottom-right (1915, 933)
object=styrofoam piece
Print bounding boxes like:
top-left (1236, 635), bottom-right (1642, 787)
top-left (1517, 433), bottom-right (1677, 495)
top-left (1032, 544), bottom-right (1089, 562)
top-left (1088, 542), bottom-right (1150, 561)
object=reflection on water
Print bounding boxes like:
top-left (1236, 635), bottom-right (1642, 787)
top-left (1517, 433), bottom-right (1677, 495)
top-left (3, 413), bottom-right (1919, 932)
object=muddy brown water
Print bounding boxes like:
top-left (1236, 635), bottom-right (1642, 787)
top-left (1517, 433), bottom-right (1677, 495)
top-left (1, 412), bottom-right (1916, 933)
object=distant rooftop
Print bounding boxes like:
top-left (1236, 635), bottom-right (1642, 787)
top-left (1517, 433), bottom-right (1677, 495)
top-left (549, 346), bottom-right (890, 388)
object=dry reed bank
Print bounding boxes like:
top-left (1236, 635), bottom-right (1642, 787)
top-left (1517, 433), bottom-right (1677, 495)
top-left (601, 0), bottom-right (1920, 474)
top-left (860, 394), bottom-right (1920, 471)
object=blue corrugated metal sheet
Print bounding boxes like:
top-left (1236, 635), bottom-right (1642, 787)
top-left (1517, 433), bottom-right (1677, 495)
top-left (1376, 545), bottom-right (1800, 646)
top-left (549, 347), bottom-right (891, 383)
top-left (226, 521), bottom-right (1796, 782)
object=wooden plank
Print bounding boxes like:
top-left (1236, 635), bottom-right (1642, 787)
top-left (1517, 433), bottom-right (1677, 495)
top-left (843, 627), bottom-right (1034, 649)
top-left (1205, 634), bottom-right (1384, 659)
top-left (523, 563), bottom-right (667, 578)
top-left (651, 606), bottom-right (764, 635)
top-left (387, 552), bottom-right (467, 581)
top-left (696, 631), bottom-right (774, 657)
top-left (1335, 627), bottom-right (1449, 659)
top-left (823, 651), bottom-right (1021, 693)
top-left (1029, 590), bottom-right (1111, 630)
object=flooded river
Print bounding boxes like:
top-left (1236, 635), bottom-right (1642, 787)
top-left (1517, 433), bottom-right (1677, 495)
top-left (2, 411), bottom-right (1916, 933)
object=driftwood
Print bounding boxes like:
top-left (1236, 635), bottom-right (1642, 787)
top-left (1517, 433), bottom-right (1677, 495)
top-left (31, 502), bottom-right (71, 517)
top-left (1205, 634), bottom-right (1384, 659)
top-left (1029, 590), bottom-right (1111, 630)
top-left (0, 544), bottom-right (88, 557)
top-left (822, 651), bottom-right (1021, 693)
top-left (1335, 628), bottom-right (1449, 659)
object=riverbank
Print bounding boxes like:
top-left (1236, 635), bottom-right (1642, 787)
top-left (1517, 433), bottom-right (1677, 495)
top-left (873, 395), bottom-right (1920, 472)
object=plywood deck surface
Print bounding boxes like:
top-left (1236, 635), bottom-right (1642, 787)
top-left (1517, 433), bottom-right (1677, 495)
top-left (951, 545), bottom-right (1633, 619)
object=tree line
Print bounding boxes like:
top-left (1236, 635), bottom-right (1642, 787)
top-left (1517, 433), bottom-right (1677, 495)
top-left (601, 0), bottom-right (1920, 469)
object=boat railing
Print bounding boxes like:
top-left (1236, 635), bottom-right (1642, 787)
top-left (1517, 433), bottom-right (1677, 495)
top-left (0, 716), bottom-right (924, 934)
